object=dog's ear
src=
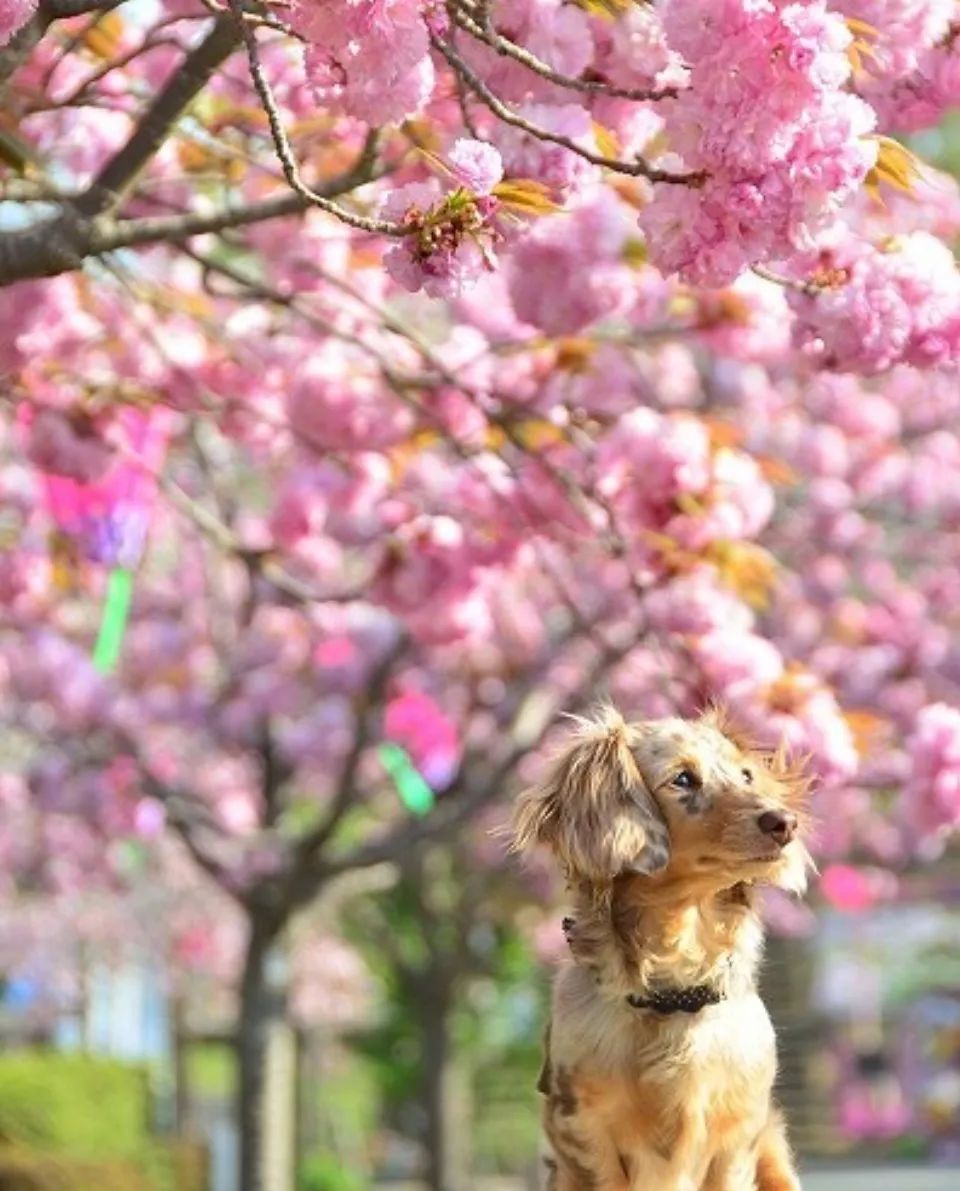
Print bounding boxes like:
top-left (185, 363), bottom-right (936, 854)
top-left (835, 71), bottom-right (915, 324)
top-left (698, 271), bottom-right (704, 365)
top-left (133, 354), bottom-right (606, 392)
top-left (511, 707), bottom-right (670, 883)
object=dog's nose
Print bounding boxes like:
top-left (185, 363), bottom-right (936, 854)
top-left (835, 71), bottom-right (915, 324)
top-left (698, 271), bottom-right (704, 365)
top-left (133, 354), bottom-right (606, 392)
top-left (757, 810), bottom-right (797, 847)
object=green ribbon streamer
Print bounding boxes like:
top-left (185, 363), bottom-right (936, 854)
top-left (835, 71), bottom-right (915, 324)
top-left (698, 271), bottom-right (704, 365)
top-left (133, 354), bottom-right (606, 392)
top-left (378, 742), bottom-right (435, 816)
top-left (92, 568), bottom-right (134, 673)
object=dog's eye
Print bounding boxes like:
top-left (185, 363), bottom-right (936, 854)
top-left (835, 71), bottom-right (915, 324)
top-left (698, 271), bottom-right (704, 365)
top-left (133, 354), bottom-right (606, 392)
top-left (741, 768), bottom-right (753, 785)
top-left (672, 769), bottom-right (700, 790)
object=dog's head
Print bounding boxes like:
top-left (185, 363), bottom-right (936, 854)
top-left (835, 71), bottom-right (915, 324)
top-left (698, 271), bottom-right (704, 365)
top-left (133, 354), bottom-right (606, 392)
top-left (511, 706), bottom-right (812, 894)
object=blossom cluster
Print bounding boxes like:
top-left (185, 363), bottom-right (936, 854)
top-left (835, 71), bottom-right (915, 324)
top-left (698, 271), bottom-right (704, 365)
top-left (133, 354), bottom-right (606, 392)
top-left (838, 0), bottom-right (960, 132)
top-left (905, 704), bottom-right (960, 844)
top-left (640, 0), bottom-right (878, 285)
top-left (381, 139), bottom-right (505, 298)
top-left (789, 232), bottom-right (960, 374)
top-left (0, 0), bottom-right (34, 46)
top-left (290, 0), bottom-right (435, 125)
top-left (4, 0), bottom-right (960, 1028)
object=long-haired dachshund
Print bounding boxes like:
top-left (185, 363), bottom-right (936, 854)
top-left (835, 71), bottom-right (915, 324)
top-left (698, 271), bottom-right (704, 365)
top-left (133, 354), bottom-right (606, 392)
top-left (512, 707), bottom-right (812, 1191)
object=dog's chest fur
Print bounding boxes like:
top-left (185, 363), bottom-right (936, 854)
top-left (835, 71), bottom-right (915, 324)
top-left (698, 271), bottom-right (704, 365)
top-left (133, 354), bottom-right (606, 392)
top-left (541, 883), bottom-right (780, 1187)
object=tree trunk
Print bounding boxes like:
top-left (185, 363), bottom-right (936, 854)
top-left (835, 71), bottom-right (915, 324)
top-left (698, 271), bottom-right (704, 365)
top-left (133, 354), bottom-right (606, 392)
top-left (237, 914), bottom-right (294, 1191)
top-left (419, 973), bottom-right (471, 1191)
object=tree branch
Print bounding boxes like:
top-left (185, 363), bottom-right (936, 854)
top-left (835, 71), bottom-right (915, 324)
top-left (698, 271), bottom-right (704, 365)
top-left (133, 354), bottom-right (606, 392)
top-left (259, 720), bottom-right (290, 829)
top-left (452, 1), bottom-right (679, 104)
top-left (88, 129), bottom-right (384, 251)
top-left (0, 0), bottom-right (120, 89)
top-left (286, 629), bottom-right (639, 907)
top-left (0, 126), bottom-right (381, 288)
top-left (225, 0), bottom-right (406, 236)
top-left (77, 16), bottom-right (241, 219)
top-left (432, 33), bottom-right (702, 187)
top-left (0, 16), bottom-right (240, 285)
top-left (292, 636), bottom-right (408, 863)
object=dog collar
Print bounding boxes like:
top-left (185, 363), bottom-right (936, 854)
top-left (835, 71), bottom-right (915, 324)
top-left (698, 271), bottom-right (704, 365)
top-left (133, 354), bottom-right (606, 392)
top-left (625, 984), bottom-right (725, 1015)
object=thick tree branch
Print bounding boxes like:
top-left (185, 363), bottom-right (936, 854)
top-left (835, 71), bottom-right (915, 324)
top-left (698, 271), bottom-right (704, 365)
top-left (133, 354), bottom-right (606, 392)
top-left (259, 720), bottom-right (290, 829)
top-left (89, 131), bottom-right (384, 250)
top-left (0, 17), bottom-right (240, 285)
top-left (76, 16), bottom-right (241, 219)
top-left (0, 25), bottom-right (389, 285)
top-left (0, 0), bottom-right (119, 88)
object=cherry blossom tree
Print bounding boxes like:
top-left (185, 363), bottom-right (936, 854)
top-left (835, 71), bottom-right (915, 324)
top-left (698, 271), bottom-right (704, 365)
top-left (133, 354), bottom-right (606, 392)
top-left (3, 3), bottom-right (960, 1189)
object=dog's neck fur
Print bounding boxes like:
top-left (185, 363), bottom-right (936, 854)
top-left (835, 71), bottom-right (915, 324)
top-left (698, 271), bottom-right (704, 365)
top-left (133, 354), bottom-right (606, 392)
top-left (564, 872), bottom-right (766, 1005)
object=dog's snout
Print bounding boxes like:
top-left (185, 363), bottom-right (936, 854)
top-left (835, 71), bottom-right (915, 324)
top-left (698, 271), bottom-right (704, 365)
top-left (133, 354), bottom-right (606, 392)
top-left (757, 810), bottom-right (797, 847)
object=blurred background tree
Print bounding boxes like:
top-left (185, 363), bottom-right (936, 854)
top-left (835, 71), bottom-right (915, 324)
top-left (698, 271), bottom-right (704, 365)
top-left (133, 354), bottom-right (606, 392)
top-left (3, 3), bottom-right (960, 1191)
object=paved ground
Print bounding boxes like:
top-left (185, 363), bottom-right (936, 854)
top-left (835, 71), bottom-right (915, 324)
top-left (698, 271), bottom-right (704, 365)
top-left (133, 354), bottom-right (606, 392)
top-left (385, 1171), bottom-right (960, 1190)
top-left (802, 1170), bottom-right (959, 1190)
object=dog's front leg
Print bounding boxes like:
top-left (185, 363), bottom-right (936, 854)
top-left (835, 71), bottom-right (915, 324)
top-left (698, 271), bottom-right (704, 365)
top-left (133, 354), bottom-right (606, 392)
top-left (701, 1146), bottom-right (760, 1191)
top-left (543, 1111), bottom-right (630, 1191)
top-left (624, 1132), bottom-right (705, 1191)
top-left (753, 1109), bottom-right (801, 1191)
top-left (541, 1141), bottom-right (630, 1191)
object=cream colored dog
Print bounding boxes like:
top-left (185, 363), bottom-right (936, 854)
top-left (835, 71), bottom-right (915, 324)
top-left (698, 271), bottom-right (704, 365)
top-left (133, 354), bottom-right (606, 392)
top-left (513, 707), bottom-right (811, 1191)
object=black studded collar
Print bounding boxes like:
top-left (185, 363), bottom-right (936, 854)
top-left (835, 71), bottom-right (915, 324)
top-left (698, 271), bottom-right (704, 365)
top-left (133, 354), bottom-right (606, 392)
top-left (560, 917), bottom-right (727, 1016)
top-left (625, 983), bottom-right (725, 1015)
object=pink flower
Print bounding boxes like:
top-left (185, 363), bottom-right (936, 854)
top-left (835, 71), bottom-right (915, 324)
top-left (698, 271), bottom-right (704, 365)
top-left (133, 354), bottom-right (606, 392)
top-left (496, 104), bottom-right (599, 197)
top-left (596, 409), bottom-right (774, 569)
top-left (508, 193), bottom-right (633, 334)
top-left (591, 4), bottom-right (686, 92)
top-left (381, 141), bottom-right (504, 299)
top-left (836, 0), bottom-right (954, 80)
top-left (384, 690), bottom-right (461, 788)
top-left (0, 0), bottom-right (34, 46)
top-left (692, 273), bottom-right (792, 363)
top-left (294, 0), bottom-right (434, 125)
top-left (820, 864), bottom-right (898, 912)
top-left (643, 1), bottom-right (877, 284)
top-left (790, 232), bottom-right (960, 374)
top-left (285, 352), bottom-right (412, 451)
top-left (693, 628), bottom-right (785, 700)
top-left (643, 570), bottom-right (755, 636)
top-left (597, 408), bottom-right (712, 524)
top-left (904, 703), bottom-right (960, 843)
top-left (447, 138), bottom-right (503, 194)
top-left (24, 408), bottom-right (113, 484)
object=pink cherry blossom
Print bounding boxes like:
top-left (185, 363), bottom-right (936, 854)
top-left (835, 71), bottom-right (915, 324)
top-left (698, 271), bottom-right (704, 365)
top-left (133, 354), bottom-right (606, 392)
top-left (508, 192), bottom-right (633, 334)
top-left (820, 864), bottom-right (899, 912)
top-left (381, 141), bottom-right (504, 298)
top-left (0, 0), bottom-right (34, 46)
top-left (293, 0), bottom-right (435, 125)
top-left (904, 703), bottom-right (960, 843)
top-left (643, 1), bottom-right (877, 284)
top-left (385, 689), bottom-right (461, 788)
top-left (790, 232), bottom-right (960, 374)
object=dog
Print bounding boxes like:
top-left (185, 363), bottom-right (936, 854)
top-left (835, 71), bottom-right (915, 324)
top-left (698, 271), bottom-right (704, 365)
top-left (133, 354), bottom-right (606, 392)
top-left (512, 706), bottom-right (812, 1191)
